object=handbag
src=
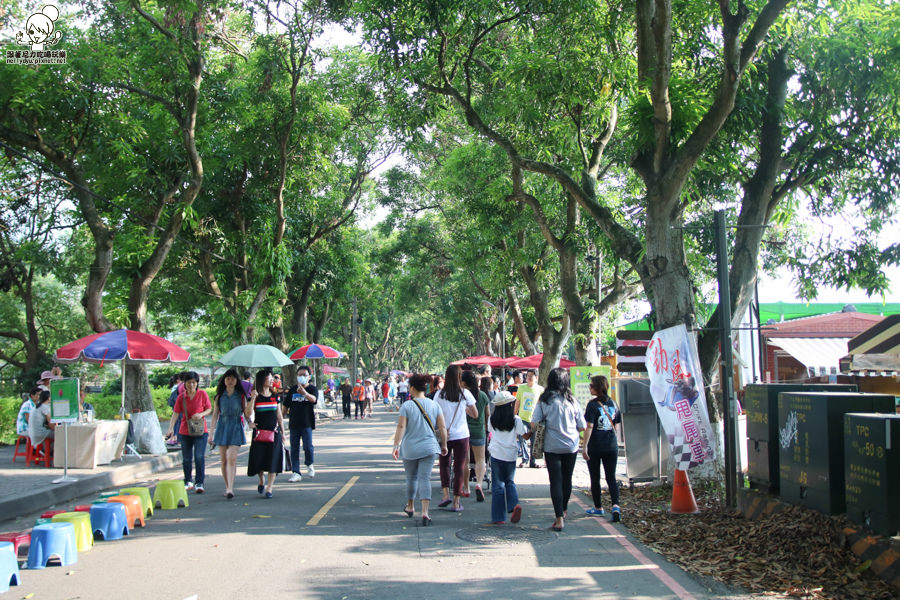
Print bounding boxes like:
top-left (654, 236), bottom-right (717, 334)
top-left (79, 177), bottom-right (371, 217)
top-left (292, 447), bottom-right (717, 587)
top-left (255, 428), bottom-right (276, 443)
top-left (532, 423), bottom-right (546, 459)
top-left (183, 393), bottom-right (205, 437)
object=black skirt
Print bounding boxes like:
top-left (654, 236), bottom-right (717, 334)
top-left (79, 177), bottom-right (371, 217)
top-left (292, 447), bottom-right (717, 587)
top-left (247, 429), bottom-right (285, 475)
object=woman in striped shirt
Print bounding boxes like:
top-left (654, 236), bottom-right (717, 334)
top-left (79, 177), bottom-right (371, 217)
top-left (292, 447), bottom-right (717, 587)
top-left (246, 369), bottom-right (286, 498)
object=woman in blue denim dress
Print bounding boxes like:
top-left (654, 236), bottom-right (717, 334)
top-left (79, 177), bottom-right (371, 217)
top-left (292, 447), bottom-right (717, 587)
top-left (211, 368), bottom-right (247, 499)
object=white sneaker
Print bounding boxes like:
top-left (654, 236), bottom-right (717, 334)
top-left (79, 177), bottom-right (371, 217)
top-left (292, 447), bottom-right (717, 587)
top-left (307, 465), bottom-right (315, 478)
top-left (288, 472), bottom-right (302, 483)
top-left (184, 481), bottom-right (194, 491)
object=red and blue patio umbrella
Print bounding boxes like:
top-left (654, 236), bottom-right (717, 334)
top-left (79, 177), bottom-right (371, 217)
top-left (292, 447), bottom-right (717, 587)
top-left (289, 343), bottom-right (344, 360)
top-left (56, 328), bottom-right (190, 412)
top-left (56, 329), bottom-right (190, 364)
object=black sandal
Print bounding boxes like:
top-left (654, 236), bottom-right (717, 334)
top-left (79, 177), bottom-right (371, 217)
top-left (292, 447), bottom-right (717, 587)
top-left (422, 515), bottom-right (432, 526)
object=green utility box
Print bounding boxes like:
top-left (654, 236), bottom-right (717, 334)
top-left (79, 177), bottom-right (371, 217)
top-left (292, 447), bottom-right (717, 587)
top-left (744, 383), bottom-right (856, 493)
top-left (778, 391), bottom-right (895, 515)
top-left (844, 413), bottom-right (900, 537)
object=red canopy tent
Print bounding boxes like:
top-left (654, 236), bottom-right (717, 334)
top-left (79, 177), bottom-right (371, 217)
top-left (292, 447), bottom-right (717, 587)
top-left (451, 355), bottom-right (517, 367)
top-left (505, 353), bottom-right (576, 369)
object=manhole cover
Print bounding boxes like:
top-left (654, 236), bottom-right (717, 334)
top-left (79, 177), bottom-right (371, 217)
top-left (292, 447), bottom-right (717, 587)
top-left (455, 525), bottom-right (557, 546)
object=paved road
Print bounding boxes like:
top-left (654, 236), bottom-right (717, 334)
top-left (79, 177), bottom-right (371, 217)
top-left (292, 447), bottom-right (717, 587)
top-left (2, 409), bottom-right (757, 600)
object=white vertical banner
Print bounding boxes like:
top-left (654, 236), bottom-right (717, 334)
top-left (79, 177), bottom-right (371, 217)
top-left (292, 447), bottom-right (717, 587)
top-left (647, 324), bottom-right (716, 470)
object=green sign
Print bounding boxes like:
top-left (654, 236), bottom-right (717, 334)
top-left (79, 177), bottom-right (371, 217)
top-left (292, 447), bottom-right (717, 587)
top-left (49, 377), bottom-right (79, 424)
top-left (569, 365), bottom-right (611, 406)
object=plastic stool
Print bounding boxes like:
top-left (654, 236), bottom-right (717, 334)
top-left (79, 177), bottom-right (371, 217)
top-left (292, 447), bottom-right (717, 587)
top-left (152, 480), bottom-right (189, 509)
top-left (33, 518), bottom-right (51, 527)
top-left (26, 438), bottom-right (52, 467)
top-left (73, 505), bottom-right (92, 512)
top-left (0, 542), bottom-right (21, 593)
top-left (25, 523), bottom-right (77, 569)
top-left (40, 510), bottom-right (66, 519)
top-left (12, 436), bottom-right (28, 463)
top-left (97, 491), bottom-right (118, 500)
top-left (106, 495), bottom-right (144, 528)
top-left (50, 513), bottom-right (93, 552)
top-left (119, 487), bottom-right (154, 517)
top-left (88, 504), bottom-right (129, 541)
top-left (0, 532), bottom-right (30, 558)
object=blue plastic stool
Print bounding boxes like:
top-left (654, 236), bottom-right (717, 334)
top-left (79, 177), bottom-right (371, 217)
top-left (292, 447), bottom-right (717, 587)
top-left (89, 503), bottom-right (130, 541)
top-left (25, 523), bottom-right (77, 569)
top-left (0, 541), bottom-right (21, 592)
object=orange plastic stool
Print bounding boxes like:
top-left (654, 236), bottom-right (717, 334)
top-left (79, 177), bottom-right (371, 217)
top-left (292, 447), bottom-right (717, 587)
top-left (12, 436), bottom-right (28, 463)
top-left (106, 496), bottom-right (144, 528)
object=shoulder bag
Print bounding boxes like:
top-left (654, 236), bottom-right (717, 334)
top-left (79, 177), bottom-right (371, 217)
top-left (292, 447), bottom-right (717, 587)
top-left (411, 398), bottom-right (437, 437)
top-left (183, 393), bottom-right (205, 437)
top-left (255, 427), bottom-right (276, 443)
top-left (531, 400), bottom-right (547, 459)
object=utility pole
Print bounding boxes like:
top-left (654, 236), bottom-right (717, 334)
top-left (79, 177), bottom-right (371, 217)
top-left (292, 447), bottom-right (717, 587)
top-left (714, 209), bottom-right (739, 509)
top-left (351, 297), bottom-right (358, 384)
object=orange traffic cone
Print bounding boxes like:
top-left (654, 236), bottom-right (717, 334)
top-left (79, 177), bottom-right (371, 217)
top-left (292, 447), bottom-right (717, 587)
top-left (670, 469), bottom-right (699, 514)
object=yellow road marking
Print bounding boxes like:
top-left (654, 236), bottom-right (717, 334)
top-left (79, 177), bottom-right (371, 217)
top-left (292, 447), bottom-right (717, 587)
top-left (307, 476), bottom-right (359, 526)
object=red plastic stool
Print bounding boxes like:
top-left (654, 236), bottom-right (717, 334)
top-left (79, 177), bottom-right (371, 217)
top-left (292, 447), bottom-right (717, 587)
top-left (12, 436), bottom-right (29, 463)
top-left (40, 510), bottom-right (66, 519)
top-left (0, 532), bottom-right (30, 557)
top-left (26, 438), bottom-right (52, 468)
top-left (72, 505), bottom-right (92, 513)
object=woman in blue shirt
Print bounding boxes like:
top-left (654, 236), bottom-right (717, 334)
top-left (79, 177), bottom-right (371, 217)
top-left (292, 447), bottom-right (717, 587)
top-left (392, 373), bottom-right (448, 525)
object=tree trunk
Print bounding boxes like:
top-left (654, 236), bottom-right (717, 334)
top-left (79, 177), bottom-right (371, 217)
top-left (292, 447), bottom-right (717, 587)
top-left (506, 287), bottom-right (536, 357)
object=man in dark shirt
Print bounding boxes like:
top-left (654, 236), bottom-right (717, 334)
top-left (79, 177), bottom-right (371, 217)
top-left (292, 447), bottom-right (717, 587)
top-left (286, 364), bottom-right (318, 482)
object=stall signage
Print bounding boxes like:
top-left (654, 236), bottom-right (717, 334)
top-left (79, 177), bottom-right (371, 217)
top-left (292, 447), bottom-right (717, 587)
top-left (50, 377), bottom-right (79, 424)
top-left (647, 324), bottom-right (715, 470)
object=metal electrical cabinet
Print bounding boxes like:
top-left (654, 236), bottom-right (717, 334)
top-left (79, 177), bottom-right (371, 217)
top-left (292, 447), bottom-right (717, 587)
top-left (618, 378), bottom-right (670, 486)
top-left (844, 413), bottom-right (900, 537)
top-left (744, 383), bottom-right (856, 493)
top-left (778, 391), bottom-right (895, 515)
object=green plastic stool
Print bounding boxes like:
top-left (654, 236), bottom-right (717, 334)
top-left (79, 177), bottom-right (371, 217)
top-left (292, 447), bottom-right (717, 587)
top-left (119, 487), bottom-right (153, 517)
top-left (34, 518), bottom-right (52, 527)
top-left (51, 512), bottom-right (93, 552)
top-left (152, 480), bottom-right (189, 510)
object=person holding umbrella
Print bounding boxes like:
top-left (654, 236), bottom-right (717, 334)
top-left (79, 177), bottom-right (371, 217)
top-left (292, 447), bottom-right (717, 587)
top-left (166, 371), bottom-right (212, 493)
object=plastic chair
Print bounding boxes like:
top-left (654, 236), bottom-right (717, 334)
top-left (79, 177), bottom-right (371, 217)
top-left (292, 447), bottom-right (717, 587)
top-left (25, 523), bottom-right (77, 569)
top-left (50, 513), bottom-right (93, 552)
top-left (152, 480), bottom-right (189, 510)
top-left (106, 495), bottom-right (144, 528)
top-left (88, 504), bottom-right (129, 541)
top-left (119, 487), bottom-right (154, 517)
top-left (0, 541), bottom-right (21, 593)
top-left (12, 436), bottom-right (28, 463)
top-left (0, 532), bottom-right (30, 558)
top-left (26, 438), bottom-right (52, 467)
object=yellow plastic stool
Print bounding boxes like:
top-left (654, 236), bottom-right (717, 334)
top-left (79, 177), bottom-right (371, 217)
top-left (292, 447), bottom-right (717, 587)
top-left (106, 495), bottom-right (145, 528)
top-left (119, 487), bottom-right (153, 517)
top-left (152, 480), bottom-right (189, 510)
top-left (50, 512), bottom-right (93, 552)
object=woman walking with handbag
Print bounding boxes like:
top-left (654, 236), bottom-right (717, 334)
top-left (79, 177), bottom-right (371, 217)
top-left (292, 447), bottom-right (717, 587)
top-left (210, 369), bottom-right (247, 499)
top-left (166, 371), bottom-right (212, 493)
top-left (582, 375), bottom-right (622, 521)
top-left (246, 369), bottom-right (286, 499)
top-left (391, 374), bottom-right (449, 525)
top-left (434, 364), bottom-right (478, 512)
top-left (527, 367), bottom-right (585, 531)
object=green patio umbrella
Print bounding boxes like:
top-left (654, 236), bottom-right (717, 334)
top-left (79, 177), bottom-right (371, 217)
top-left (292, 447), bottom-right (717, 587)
top-left (218, 344), bottom-right (293, 368)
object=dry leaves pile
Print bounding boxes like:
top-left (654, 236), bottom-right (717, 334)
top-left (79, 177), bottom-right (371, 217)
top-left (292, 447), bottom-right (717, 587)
top-left (618, 484), bottom-right (899, 600)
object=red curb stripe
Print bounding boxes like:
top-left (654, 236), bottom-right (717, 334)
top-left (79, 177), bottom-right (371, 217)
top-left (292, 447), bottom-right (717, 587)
top-left (572, 495), bottom-right (697, 600)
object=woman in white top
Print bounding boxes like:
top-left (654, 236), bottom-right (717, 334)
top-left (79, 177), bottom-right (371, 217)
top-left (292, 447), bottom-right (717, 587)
top-left (487, 391), bottom-right (527, 524)
top-left (434, 364), bottom-right (478, 511)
